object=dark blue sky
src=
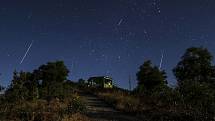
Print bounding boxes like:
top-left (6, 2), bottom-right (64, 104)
top-left (0, 0), bottom-right (215, 89)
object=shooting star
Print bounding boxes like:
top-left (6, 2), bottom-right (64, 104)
top-left (20, 40), bottom-right (34, 64)
top-left (159, 51), bottom-right (164, 70)
top-left (117, 18), bottom-right (123, 26)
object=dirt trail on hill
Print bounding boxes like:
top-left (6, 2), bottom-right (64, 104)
top-left (79, 92), bottom-right (142, 121)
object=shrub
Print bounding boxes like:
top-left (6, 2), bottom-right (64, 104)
top-left (62, 113), bottom-right (92, 121)
top-left (178, 81), bottom-right (215, 120)
top-left (66, 95), bottom-right (87, 114)
top-left (96, 90), bottom-right (140, 113)
top-left (0, 97), bottom-right (84, 121)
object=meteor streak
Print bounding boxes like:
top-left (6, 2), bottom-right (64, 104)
top-left (159, 51), bottom-right (164, 70)
top-left (118, 18), bottom-right (123, 26)
top-left (20, 40), bottom-right (34, 64)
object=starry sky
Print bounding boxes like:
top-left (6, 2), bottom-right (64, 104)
top-left (0, 0), bottom-right (215, 89)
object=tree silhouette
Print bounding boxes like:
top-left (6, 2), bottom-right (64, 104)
top-left (0, 85), bottom-right (4, 92)
top-left (173, 47), bottom-right (215, 118)
top-left (5, 71), bottom-right (29, 101)
top-left (136, 60), bottom-right (167, 93)
top-left (173, 47), bottom-right (215, 88)
top-left (0, 73), bottom-right (4, 91)
top-left (35, 61), bottom-right (69, 98)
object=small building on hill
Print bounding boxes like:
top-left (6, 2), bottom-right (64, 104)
top-left (87, 76), bottom-right (113, 89)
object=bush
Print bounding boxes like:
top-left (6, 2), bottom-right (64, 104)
top-left (96, 90), bottom-right (140, 113)
top-left (62, 113), bottom-right (92, 121)
top-left (178, 81), bottom-right (215, 120)
top-left (115, 96), bottom-right (140, 113)
top-left (66, 95), bottom-right (87, 114)
top-left (0, 93), bottom-right (87, 121)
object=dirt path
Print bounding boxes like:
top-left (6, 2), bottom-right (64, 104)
top-left (79, 92), bottom-right (142, 121)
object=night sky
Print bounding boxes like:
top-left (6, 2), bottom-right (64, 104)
top-left (0, 0), bottom-right (215, 89)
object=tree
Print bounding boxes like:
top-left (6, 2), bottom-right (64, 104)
top-left (0, 73), bottom-right (4, 92)
top-left (136, 60), bottom-right (167, 93)
top-left (36, 61), bottom-right (69, 83)
top-left (35, 61), bottom-right (69, 98)
top-left (21, 72), bottom-right (39, 100)
top-left (5, 61), bottom-right (69, 101)
top-left (173, 47), bottom-right (215, 119)
top-left (173, 47), bottom-right (215, 88)
top-left (5, 71), bottom-right (29, 102)
top-left (0, 85), bottom-right (4, 92)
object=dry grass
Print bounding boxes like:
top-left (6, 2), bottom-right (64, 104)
top-left (0, 94), bottom-right (88, 121)
top-left (62, 113), bottom-right (92, 121)
top-left (96, 91), bottom-right (141, 113)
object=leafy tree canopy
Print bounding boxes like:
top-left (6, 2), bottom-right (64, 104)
top-left (173, 47), bottom-right (215, 87)
top-left (136, 60), bottom-right (167, 92)
top-left (35, 61), bottom-right (69, 84)
top-left (34, 61), bottom-right (69, 98)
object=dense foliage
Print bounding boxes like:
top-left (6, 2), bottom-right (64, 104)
top-left (173, 47), bottom-right (215, 87)
top-left (0, 61), bottom-right (87, 121)
top-left (173, 47), bottom-right (215, 120)
top-left (136, 60), bottom-right (167, 94)
top-left (35, 61), bottom-right (70, 98)
top-left (5, 61), bottom-right (70, 101)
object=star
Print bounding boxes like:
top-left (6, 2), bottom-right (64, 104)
top-left (117, 56), bottom-right (121, 61)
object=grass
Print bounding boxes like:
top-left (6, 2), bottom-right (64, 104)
top-left (0, 94), bottom-right (88, 121)
top-left (95, 88), bottom-right (215, 121)
top-left (62, 113), bottom-right (92, 121)
top-left (96, 90), bottom-right (141, 113)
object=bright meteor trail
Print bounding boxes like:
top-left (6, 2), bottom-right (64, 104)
top-left (20, 40), bottom-right (34, 64)
top-left (159, 51), bottom-right (164, 70)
